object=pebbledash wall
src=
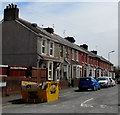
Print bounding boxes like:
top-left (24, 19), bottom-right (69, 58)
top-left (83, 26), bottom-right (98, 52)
top-left (1, 4), bottom-right (115, 91)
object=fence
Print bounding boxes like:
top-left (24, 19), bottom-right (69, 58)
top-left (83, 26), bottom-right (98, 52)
top-left (0, 65), bottom-right (47, 96)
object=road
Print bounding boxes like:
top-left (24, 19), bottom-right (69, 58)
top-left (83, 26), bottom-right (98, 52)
top-left (2, 85), bottom-right (119, 113)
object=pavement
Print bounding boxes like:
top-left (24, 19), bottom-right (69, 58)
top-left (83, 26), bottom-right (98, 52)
top-left (2, 87), bottom-right (78, 106)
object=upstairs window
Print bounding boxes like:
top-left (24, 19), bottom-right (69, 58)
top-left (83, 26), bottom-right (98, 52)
top-left (82, 54), bottom-right (84, 62)
top-left (41, 39), bottom-right (46, 54)
top-left (76, 51), bottom-right (79, 61)
top-left (49, 42), bottom-right (54, 56)
top-left (72, 49), bottom-right (74, 60)
top-left (65, 47), bottom-right (69, 59)
top-left (60, 45), bottom-right (63, 57)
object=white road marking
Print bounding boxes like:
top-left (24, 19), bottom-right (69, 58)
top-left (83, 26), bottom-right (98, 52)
top-left (81, 98), bottom-right (94, 107)
top-left (100, 105), bottom-right (107, 108)
top-left (52, 105), bottom-right (57, 107)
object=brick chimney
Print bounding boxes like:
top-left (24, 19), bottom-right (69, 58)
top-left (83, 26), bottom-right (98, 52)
top-left (64, 37), bottom-right (75, 43)
top-left (4, 3), bottom-right (19, 21)
top-left (44, 27), bottom-right (54, 34)
top-left (91, 50), bottom-right (97, 55)
top-left (80, 44), bottom-right (88, 50)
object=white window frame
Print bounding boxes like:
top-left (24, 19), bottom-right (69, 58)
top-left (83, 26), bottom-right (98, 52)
top-left (65, 47), bottom-right (69, 59)
top-left (48, 62), bottom-right (53, 80)
top-left (76, 51), bottom-right (79, 61)
top-left (72, 65), bottom-right (82, 78)
top-left (63, 65), bottom-right (68, 79)
top-left (49, 41), bottom-right (54, 56)
top-left (80, 67), bottom-right (82, 77)
top-left (72, 49), bottom-right (74, 60)
top-left (41, 39), bottom-right (47, 54)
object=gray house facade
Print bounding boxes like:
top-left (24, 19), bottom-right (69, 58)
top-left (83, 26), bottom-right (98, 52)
top-left (2, 5), bottom-right (38, 67)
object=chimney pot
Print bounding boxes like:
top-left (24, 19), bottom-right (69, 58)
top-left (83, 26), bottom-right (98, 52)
top-left (4, 3), bottom-right (19, 21)
top-left (15, 5), bottom-right (17, 8)
top-left (11, 3), bottom-right (14, 8)
top-left (6, 6), bottom-right (9, 9)
top-left (9, 4), bottom-right (11, 9)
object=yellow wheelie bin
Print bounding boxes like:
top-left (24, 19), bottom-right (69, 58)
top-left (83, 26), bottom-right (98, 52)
top-left (21, 81), bottom-right (59, 103)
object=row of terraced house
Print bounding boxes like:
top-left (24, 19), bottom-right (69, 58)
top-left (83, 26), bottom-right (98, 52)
top-left (1, 4), bottom-right (115, 87)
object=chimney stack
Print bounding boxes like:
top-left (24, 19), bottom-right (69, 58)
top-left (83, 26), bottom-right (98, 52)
top-left (44, 27), bottom-right (54, 34)
top-left (64, 37), bottom-right (75, 43)
top-left (4, 3), bottom-right (19, 21)
top-left (91, 50), bottom-right (97, 55)
top-left (80, 44), bottom-right (88, 50)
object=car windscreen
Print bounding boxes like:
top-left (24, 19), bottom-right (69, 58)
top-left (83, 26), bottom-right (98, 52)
top-left (80, 78), bottom-right (91, 81)
top-left (97, 78), bottom-right (107, 80)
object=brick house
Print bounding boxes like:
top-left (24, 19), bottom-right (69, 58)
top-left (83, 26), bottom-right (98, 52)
top-left (1, 4), bottom-right (115, 89)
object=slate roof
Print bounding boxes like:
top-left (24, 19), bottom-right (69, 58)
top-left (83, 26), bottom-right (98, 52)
top-left (98, 56), bottom-right (113, 65)
top-left (80, 46), bottom-right (112, 64)
top-left (15, 18), bottom-right (112, 65)
top-left (16, 18), bottom-right (88, 54)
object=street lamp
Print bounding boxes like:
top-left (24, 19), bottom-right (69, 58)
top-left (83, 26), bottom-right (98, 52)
top-left (108, 51), bottom-right (115, 61)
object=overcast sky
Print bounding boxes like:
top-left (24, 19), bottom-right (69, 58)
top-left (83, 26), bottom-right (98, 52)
top-left (0, 1), bottom-right (118, 66)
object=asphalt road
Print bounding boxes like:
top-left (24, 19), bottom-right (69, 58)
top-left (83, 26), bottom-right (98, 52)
top-left (2, 85), bottom-right (119, 113)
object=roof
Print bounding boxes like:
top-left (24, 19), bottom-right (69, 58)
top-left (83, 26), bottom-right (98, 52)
top-left (16, 18), bottom-right (88, 54)
top-left (15, 18), bottom-right (112, 65)
top-left (79, 46), bottom-right (113, 64)
top-left (97, 55), bottom-right (113, 65)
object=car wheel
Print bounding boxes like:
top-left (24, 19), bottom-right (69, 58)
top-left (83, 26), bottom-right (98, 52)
top-left (98, 87), bottom-right (101, 90)
top-left (79, 88), bottom-right (83, 91)
top-left (106, 84), bottom-right (108, 88)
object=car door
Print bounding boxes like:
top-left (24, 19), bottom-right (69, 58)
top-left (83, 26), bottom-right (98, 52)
top-left (92, 78), bottom-right (99, 88)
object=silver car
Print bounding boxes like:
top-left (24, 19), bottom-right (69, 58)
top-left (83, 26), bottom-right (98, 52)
top-left (97, 77), bottom-right (111, 88)
top-left (108, 77), bottom-right (116, 86)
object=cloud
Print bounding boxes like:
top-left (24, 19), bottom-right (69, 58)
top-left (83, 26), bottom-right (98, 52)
top-left (0, 2), bottom-right (118, 66)
top-left (1, 0), bottom-right (119, 2)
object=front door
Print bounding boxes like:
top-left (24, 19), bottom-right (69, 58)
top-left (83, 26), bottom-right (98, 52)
top-left (56, 66), bottom-right (60, 81)
top-left (53, 63), bottom-right (60, 81)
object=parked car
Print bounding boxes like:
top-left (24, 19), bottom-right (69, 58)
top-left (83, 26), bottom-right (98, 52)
top-left (78, 77), bottom-right (101, 91)
top-left (117, 77), bottom-right (120, 84)
top-left (96, 77), bottom-right (111, 88)
top-left (108, 77), bottom-right (116, 86)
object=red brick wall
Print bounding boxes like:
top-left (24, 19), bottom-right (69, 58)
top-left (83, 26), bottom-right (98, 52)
top-left (71, 78), bottom-right (80, 87)
top-left (59, 80), bottom-right (69, 89)
top-left (78, 52), bottom-right (83, 65)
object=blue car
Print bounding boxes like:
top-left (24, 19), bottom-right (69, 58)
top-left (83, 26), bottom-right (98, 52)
top-left (78, 77), bottom-right (101, 91)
